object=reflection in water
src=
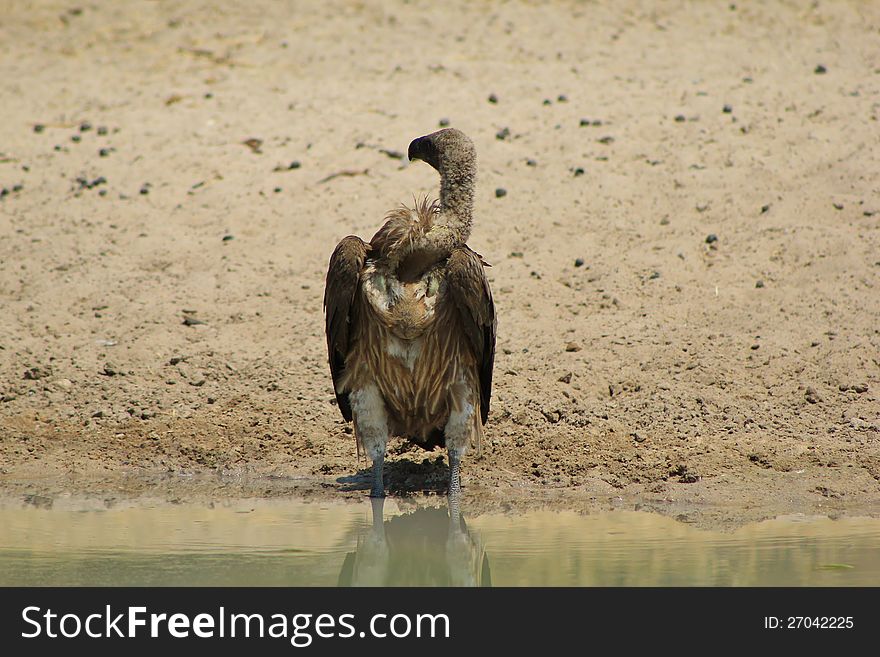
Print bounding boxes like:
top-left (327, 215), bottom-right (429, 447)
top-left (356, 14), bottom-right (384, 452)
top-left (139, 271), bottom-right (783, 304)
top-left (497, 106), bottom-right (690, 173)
top-left (1, 498), bottom-right (880, 586)
top-left (337, 497), bottom-right (491, 586)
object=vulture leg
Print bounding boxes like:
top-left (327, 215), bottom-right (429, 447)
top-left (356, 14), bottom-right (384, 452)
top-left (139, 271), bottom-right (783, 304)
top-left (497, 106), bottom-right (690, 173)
top-left (350, 384), bottom-right (390, 498)
top-left (444, 385), bottom-right (474, 500)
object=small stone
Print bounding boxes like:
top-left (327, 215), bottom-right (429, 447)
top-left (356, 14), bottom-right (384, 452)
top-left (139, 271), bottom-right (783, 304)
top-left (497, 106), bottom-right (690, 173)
top-left (207, 397), bottom-right (216, 404)
top-left (91, 410), bottom-right (105, 418)
top-left (495, 127), bottom-right (510, 140)
top-left (761, 204), bottom-right (770, 213)
top-left (169, 357), bottom-right (184, 365)
top-left (659, 217), bottom-right (670, 225)
top-left (722, 104), bottom-right (733, 113)
top-left (833, 202), bottom-right (844, 210)
top-left (288, 160), bottom-right (301, 169)
top-left (557, 94), bottom-right (568, 102)
top-left (139, 185), bottom-right (150, 195)
top-left (574, 258), bottom-right (585, 267)
top-left (542, 99), bottom-right (552, 106)
top-left (71, 134), bottom-right (81, 143)
top-left (80, 122), bottom-right (92, 132)
top-left (814, 64), bottom-right (827, 74)
top-left (97, 126), bottom-right (108, 136)
top-left (631, 432), bottom-right (646, 443)
top-left (182, 316), bottom-right (205, 326)
top-left (438, 118), bottom-right (450, 127)
top-left (495, 188), bottom-right (507, 198)
top-left (579, 118), bottom-right (591, 126)
top-left (597, 135), bottom-right (614, 145)
top-left (565, 342), bottom-right (582, 353)
top-left (649, 271), bottom-right (660, 280)
top-left (750, 344), bottom-right (759, 350)
top-left (102, 363), bottom-right (118, 376)
top-left (488, 93), bottom-right (498, 104)
top-left (674, 114), bottom-right (686, 122)
top-left (705, 234), bottom-right (718, 244)
top-left (805, 386), bottom-right (822, 404)
top-left (23, 366), bottom-right (50, 380)
top-left (755, 280), bottom-right (765, 288)
top-left (273, 187), bottom-right (282, 193)
top-left (558, 372), bottom-right (572, 384)
top-left (222, 234), bottom-right (234, 241)
top-left (99, 148), bottom-right (111, 157)
top-left (526, 158), bottom-right (537, 167)
top-left (33, 124), bottom-right (45, 133)
top-left (573, 167), bottom-right (585, 177)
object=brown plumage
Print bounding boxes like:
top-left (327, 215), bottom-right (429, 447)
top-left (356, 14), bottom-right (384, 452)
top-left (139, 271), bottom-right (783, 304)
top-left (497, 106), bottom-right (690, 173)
top-left (323, 128), bottom-right (496, 498)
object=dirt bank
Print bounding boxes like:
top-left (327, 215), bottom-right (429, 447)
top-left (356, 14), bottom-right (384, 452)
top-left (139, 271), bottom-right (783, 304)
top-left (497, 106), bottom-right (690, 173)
top-left (1, 0), bottom-right (878, 528)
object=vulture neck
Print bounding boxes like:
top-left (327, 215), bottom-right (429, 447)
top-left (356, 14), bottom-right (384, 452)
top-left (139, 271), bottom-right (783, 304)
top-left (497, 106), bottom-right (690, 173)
top-left (426, 161), bottom-right (475, 253)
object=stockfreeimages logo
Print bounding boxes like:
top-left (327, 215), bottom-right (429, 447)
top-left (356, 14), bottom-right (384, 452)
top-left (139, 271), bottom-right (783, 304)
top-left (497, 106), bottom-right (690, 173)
top-left (21, 606), bottom-right (450, 646)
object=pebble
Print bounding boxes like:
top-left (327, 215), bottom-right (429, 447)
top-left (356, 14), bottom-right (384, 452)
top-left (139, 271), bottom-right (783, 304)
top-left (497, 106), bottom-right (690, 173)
top-left (495, 187), bottom-right (507, 198)
top-left (574, 258), bottom-right (585, 267)
top-left (33, 124), bottom-right (45, 133)
top-left (488, 93), bottom-right (498, 104)
top-left (557, 94), bottom-right (568, 102)
top-left (438, 118), bottom-right (450, 127)
top-left (761, 204), bottom-right (770, 213)
top-left (558, 372), bottom-right (572, 384)
top-left (814, 64), bottom-right (827, 74)
top-left (273, 187), bottom-right (282, 193)
top-left (526, 158), bottom-right (537, 167)
top-left (597, 135), bottom-right (614, 145)
top-left (222, 234), bottom-right (234, 241)
top-left (97, 126), bottom-right (108, 136)
top-left (139, 184), bottom-right (150, 195)
top-left (80, 122), bottom-right (92, 132)
top-left (71, 134), bottom-right (81, 143)
top-left (674, 114), bottom-right (686, 122)
top-left (565, 342), bottom-right (582, 353)
top-left (99, 148), bottom-right (111, 157)
top-left (839, 383), bottom-right (868, 394)
top-left (23, 366), bottom-right (50, 380)
top-left (832, 203), bottom-right (843, 210)
top-left (705, 234), bottom-right (718, 244)
top-left (495, 127), bottom-right (510, 140)
top-left (182, 316), bottom-right (206, 326)
top-left (805, 386), bottom-right (822, 404)
top-left (573, 167), bottom-right (585, 177)
top-left (288, 160), bottom-right (301, 169)
top-left (102, 363), bottom-right (118, 376)
top-left (722, 104), bottom-right (733, 113)
top-left (755, 280), bottom-right (765, 288)
top-left (631, 432), bottom-right (646, 443)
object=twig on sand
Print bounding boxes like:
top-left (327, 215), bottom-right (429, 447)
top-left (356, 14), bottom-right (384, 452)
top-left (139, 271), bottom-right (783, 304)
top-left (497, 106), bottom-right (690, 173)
top-left (318, 168), bottom-right (369, 184)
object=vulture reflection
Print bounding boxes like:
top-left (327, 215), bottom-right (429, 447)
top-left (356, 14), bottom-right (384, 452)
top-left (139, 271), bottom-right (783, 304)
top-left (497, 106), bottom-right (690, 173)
top-left (337, 497), bottom-right (491, 587)
top-left (324, 129), bottom-right (496, 498)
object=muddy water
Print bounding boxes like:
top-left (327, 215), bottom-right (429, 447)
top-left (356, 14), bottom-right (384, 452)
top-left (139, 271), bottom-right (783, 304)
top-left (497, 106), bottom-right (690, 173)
top-left (1, 498), bottom-right (878, 586)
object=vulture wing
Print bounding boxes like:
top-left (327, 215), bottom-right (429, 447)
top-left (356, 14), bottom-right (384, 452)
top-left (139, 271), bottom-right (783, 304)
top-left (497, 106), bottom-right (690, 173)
top-left (446, 247), bottom-right (496, 424)
top-left (324, 235), bottom-right (370, 421)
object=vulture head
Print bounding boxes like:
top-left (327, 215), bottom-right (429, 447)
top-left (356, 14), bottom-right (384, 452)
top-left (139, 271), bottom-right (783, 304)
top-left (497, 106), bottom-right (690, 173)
top-left (407, 128), bottom-right (476, 177)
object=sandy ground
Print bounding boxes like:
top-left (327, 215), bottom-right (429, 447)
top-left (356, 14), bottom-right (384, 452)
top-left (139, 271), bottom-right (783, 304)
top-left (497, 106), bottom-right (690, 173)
top-left (1, 0), bottom-right (879, 528)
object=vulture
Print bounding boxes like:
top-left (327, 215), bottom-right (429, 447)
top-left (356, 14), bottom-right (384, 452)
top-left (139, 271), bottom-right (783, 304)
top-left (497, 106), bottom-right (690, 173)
top-left (323, 128), bottom-right (496, 498)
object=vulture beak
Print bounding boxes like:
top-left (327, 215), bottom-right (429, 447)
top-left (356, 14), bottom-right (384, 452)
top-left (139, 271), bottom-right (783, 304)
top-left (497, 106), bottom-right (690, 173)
top-left (407, 135), bottom-right (440, 171)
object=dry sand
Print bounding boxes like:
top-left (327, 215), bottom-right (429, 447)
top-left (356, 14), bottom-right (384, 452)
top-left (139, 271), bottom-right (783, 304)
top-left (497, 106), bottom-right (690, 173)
top-left (1, 0), bottom-right (879, 527)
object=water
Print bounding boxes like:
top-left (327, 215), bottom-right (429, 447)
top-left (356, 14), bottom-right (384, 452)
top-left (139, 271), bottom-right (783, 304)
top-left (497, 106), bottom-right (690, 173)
top-left (1, 497), bottom-right (878, 586)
